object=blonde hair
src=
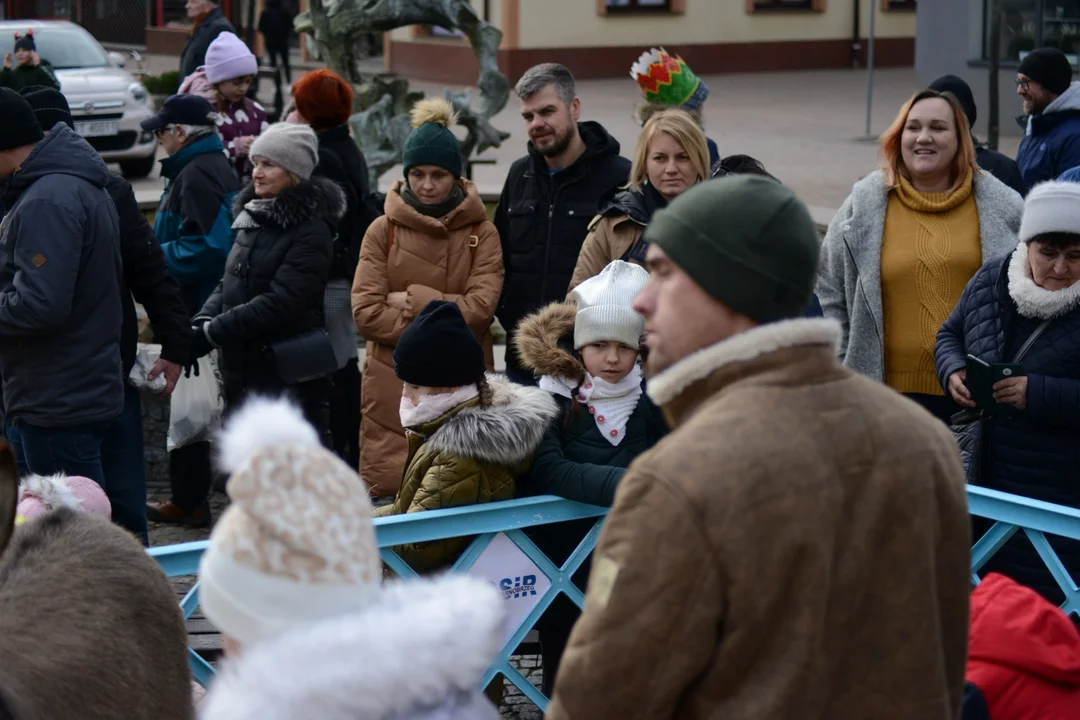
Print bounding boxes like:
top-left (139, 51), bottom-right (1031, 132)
top-left (409, 97), bottom-right (458, 129)
top-left (880, 89), bottom-right (980, 194)
top-left (629, 109), bottom-right (710, 192)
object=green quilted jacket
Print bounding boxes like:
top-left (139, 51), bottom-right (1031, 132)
top-left (375, 374), bottom-right (559, 572)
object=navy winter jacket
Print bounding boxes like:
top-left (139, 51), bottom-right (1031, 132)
top-left (0, 125), bottom-right (124, 427)
top-left (1016, 83), bottom-right (1080, 189)
top-left (935, 248), bottom-right (1080, 602)
top-left (154, 134), bottom-right (238, 317)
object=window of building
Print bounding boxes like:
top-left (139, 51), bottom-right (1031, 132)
top-left (984, 0), bottom-right (1080, 62)
top-left (605, 0), bottom-right (673, 11)
top-left (748, 0), bottom-right (825, 11)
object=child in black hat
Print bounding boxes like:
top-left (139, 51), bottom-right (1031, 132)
top-left (0, 31), bottom-right (59, 91)
top-left (375, 300), bottom-right (559, 572)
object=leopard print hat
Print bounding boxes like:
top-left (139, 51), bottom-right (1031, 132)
top-left (198, 397), bottom-right (381, 648)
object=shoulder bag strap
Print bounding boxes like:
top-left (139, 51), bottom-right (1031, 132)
top-left (1011, 318), bottom-right (1053, 363)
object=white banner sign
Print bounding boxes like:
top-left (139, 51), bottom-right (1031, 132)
top-left (467, 532), bottom-right (552, 644)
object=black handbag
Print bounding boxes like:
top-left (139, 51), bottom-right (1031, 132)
top-left (270, 329), bottom-right (339, 385)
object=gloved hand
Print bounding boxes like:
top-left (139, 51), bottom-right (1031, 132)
top-left (186, 320), bottom-right (215, 376)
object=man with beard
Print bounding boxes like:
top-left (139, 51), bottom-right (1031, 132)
top-left (1015, 47), bottom-right (1080, 188)
top-left (494, 63), bottom-right (630, 385)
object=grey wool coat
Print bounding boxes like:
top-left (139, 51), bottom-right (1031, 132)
top-left (816, 169), bottom-right (1023, 382)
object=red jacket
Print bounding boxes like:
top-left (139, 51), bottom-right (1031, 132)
top-left (967, 573), bottom-right (1080, 718)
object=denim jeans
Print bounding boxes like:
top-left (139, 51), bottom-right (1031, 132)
top-left (100, 384), bottom-right (150, 546)
top-left (9, 418), bottom-right (110, 498)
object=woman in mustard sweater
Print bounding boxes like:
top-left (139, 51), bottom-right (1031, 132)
top-left (817, 88), bottom-right (1023, 422)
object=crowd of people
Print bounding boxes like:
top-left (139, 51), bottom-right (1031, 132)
top-left (1, 10), bottom-right (1080, 714)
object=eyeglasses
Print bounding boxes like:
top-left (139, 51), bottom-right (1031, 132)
top-left (153, 125), bottom-right (175, 139)
top-left (1016, 78), bottom-right (1031, 91)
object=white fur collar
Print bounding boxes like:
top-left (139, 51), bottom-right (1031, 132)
top-left (647, 319), bottom-right (842, 407)
top-left (199, 575), bottom-right (503, 720)
top-left (1007, 241), bottom-right (1080, 320)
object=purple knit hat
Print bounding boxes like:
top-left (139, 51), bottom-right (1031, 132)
top-left (204, 32), bottom-right (257, 85)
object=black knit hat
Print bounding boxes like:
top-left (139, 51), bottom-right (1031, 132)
top-left (928, 74), bottom-right (977, 128)
top-left (394, 300), bottom-right (485, 387)
top-left (1018, 48), bottom-right (1075, 96)
top-left (20, 85), bottom-right (73, 131)
top-left (13, 31), bottom-right (35, 53)
top-left (0, 87), bottom-right (44, 152)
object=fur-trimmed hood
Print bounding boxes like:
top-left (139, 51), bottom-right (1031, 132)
top-left (198, 575), bottom-right (503, 720)
top-left (232, 175), bottom-right (347, 230)
top-left (422, 374), bottom-right (560, 466)
top-left (1007, 241), bottom-right (1080, 320)
top-left (512, 302), bottom-right (586, 385)
top-left (648, 318), bottom-right (843, 408)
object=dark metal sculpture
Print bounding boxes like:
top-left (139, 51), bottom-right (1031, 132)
top-left (295, 0), bottom-right (511, 184)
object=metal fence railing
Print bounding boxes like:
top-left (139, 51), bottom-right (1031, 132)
top-left (149, 495), bottom-right (607, 709)
top-left (149, 488), bottom-right (1080, 711)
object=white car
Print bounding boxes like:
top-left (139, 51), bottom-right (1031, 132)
top-left (0, 20), bottom-right (157, 178)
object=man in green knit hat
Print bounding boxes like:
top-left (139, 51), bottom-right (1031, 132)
top-left (547, 175), bottom-right (971, 719)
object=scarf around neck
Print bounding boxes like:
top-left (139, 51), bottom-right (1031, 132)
top-left (541, 365), bottom-right (643, 446)
top-left (399, 384), bottom-right (479, 431)
top-left (232, 197), bottom-right (275, 230)
top-left (401, 183), bottom-right (466, 218)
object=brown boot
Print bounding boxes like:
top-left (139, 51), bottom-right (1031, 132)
top-left (146, 501), bottom-right (211, 528)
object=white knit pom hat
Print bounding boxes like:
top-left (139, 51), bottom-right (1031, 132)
top-left (198, 397), bottom-right (381, 648)
top-left (1019, 180), bottom-right (1080, 243)
top-left (571, 260), bottom-right (650, 349)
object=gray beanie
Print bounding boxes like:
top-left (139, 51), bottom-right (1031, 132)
top-left (571, 261), bottom-right (650, 349)
top-left (249, 123), bottom-right (319, 180)
top-left (1019, 180), bottom-right (1080, 242)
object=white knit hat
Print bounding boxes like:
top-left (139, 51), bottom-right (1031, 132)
top-left (571, 260), bottom-right (650, 349)
top-left (1019, 180), bottom-right (1080, 243)
top-left (249, 122), bottom-right (319, 180)
top-left (198, 398), bottom-right (381, 648)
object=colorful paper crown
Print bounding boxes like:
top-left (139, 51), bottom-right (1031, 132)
top-left (631, 48), bottom-right (709, 111)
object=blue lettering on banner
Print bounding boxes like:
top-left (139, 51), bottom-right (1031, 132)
top-left (498, 574), bottom-right (538, 599)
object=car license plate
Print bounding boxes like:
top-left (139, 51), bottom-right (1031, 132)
top-left (75, 120), bottom-right (118, 138)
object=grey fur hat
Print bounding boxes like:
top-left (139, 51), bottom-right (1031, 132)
top-left (250, 122), bottom-right (319, 180)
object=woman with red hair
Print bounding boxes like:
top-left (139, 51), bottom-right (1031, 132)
top-left (816, 88), bottom-right (1023, 422)
top-left (290, 69), bottom-right (379, 468)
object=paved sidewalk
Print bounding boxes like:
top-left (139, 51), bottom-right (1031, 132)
top-left (128, 62), bottom-right (1025, 222)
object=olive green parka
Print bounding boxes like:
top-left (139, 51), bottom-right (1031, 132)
top-left (375, 374), bottom-right (559, 572)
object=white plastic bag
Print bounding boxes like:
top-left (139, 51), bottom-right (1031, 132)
top-left (167, 353), bottom-right (224, 451)
top-left (129, 344), bottom-right (167, 394)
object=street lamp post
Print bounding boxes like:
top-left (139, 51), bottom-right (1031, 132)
top-left (864, 0), bottom-right (877, 138)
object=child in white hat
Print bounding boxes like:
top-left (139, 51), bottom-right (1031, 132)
top-left (511, 260), bottom-right (669, 696)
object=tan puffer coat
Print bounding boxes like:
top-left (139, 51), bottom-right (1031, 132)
top-left (352, 179), bottom-right (504, 497)
top-left (374, 374), bottom-right (559, 572)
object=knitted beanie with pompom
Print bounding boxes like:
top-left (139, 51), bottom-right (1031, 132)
top-left (198, 397), bottom-right (381, 648)
top-left (402, 97), bottom-right (462, 178)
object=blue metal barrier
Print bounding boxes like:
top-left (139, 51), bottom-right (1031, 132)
top-left (148, 495), bottom-right (606, 709)
top-left (150, 488), bottom-right (1080, 709)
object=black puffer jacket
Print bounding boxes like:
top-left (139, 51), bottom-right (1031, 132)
top-left (313, 125), bottom-right (378, 281)
top-left (105, 174), bottom-right (191, 376)
top-left (179, 6), bottom-right (235, 81)
top-left (199, 177), bottom-right (345, 394)
top-left (494, 122), bottom-right (630, 341)
top-left (935, 246), bottom-right (1080, 603)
